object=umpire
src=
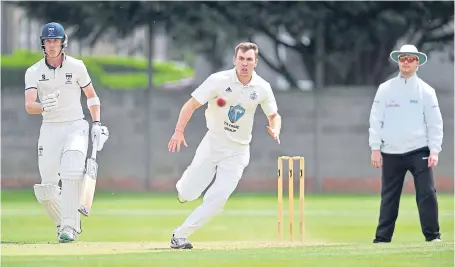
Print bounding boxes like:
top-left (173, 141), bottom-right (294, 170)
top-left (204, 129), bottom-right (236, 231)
top-left (368, 44), bottom-right (443, 243)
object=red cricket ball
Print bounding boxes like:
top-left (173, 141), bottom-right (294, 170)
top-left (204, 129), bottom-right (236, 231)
top-left (217, 97), bottom-right (226, 107)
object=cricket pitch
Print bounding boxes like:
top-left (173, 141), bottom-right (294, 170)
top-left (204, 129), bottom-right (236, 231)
top-left (2, 240), bottom-right (341, 256)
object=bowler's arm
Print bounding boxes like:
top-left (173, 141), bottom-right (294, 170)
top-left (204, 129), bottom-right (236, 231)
top-left (369, 85), bottom-right (386, 151)
top-left (174, 75), bottom-right (216, 133)
top-left (261, 84), bottom-right (281, 134)
top-left (174, 98), bottom-right (202, 133)
top-left (424, 89), bottom-right (443, 154)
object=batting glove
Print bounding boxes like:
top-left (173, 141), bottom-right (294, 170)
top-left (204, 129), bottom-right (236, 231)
top-left (41, 91), bottom-right (59, 112)
top-left (91, 121), bottom-right (109, 151)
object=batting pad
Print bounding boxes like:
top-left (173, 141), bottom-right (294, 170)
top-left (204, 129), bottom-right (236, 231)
top-left (60, 150), bottom-right (85, 233)
top-left (33, 184), bottom-right (62, 227)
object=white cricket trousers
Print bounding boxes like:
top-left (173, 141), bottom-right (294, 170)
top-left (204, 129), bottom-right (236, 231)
top-left (38, 119), bottom-right (89, 185)
top-left (36, 119), bottom-right (89, 233)
top-left (173, 131), bottom-right (250, 238)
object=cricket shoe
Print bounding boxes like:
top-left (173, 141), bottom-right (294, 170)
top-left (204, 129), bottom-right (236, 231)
top-left (170, 234), bottom-right (193, 249)
top-left (430, 238), bottom-right (442, 242)
top-left (58, 226), bottom-right (78, 243)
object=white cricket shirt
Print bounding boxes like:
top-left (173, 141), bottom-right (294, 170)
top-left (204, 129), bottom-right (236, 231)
top-left (25, 55), bottom-right (92, 123)
top-left (369, 73), bottom-right (443, 154)
top-left (191, 68), bottom-right (278, 145)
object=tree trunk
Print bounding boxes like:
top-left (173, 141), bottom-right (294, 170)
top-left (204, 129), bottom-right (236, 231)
top-left (146, 22), bottom-right (154, 191)
top-left (320, 38), bottom-right (400, 86)
top-left (314, 21), bottom-right (325, 89)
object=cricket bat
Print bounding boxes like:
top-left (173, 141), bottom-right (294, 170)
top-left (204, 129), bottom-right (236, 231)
top-left (78, 142), bottom-right (98, 217)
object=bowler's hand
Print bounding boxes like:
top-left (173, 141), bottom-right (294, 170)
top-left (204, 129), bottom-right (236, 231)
top-left (168, 130), bottom-right (188, 152)
top-left (428, 153), bottom-right (439, 168)
top-left (267, 126), bottom-right (280, 144)
top-left (371, 150), bottom-right (382, 168)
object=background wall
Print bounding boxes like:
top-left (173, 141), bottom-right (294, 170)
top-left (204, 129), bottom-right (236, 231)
top-left (2, 1), bottom-right (454, 194)
top-left (2, 85), bottom-right (453, 193)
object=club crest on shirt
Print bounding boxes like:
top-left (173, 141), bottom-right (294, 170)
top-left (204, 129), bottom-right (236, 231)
top-left (228, 105), bottom-right (246, 123)
top-left (249, 91), bottom-right (257, 100)
top-left (65, 73), bottom-right (72, 84)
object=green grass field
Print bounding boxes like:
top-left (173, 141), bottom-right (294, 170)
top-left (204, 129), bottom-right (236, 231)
top-left (1, 190), bottom-right (454, 266)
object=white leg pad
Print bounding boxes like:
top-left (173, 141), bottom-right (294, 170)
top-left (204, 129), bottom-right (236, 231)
top-left (60, 150), bottom-right (85, 233)
top-left (33, 184), bottom-right (61, 227)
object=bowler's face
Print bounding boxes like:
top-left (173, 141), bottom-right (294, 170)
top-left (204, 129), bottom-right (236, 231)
top-left (398, 54), bottom-right (419, 75)
top-left (233, 49), bottom-right (257, 77)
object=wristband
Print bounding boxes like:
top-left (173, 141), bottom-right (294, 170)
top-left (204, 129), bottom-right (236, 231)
top-left (87, 96), bottom-right (100, 107)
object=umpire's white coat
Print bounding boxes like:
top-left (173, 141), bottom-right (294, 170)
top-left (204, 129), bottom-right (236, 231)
top-left (369, 73), bottom-right (443, 154)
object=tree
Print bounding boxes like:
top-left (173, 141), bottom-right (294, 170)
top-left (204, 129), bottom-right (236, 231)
top-left (163, 3), bottom-right (250, 73)
top-left (16, 1), bottom-right (249, 73)
top-left (204, 1), bottom-right (454, 86)
top-left (15, 1), bottom-right (175, 45)
top-left (17, 1), bottom-right (454, 86)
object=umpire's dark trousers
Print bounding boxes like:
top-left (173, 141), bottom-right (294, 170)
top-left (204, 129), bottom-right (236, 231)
top-left (374, 146), bottom-right (441, 242)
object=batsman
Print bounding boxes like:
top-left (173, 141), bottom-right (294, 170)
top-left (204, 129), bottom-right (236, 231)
top-left (24, 22), bottom-right (109, 243)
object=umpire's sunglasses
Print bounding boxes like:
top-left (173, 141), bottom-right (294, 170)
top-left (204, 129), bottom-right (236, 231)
top-left (398, 55), bottom-right (419, 63)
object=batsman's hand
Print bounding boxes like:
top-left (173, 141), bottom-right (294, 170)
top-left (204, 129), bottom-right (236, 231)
top-left (91, 121), bottom-right (109, 151)
top-left (267, 126), bottom-right (280, 144)
top-left (168, 130), bottom-right (188, 152)
top-left (41, 91), bottom-right (59, 112)
top-left (371, 150), bottom-right (382, 168)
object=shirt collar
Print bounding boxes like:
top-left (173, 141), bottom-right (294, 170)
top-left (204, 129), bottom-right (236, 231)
top-left (397, 72), bottom-right (418, 84)
top-left (45, 54), bottom-right (66, 69)
top-left (230, 68), bottom-right (258, 87)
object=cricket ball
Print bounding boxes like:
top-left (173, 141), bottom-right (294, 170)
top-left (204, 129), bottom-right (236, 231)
top-left (217, 97), bottom-right (226, 107)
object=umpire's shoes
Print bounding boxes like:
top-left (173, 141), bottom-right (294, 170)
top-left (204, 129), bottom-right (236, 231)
top-left (373, 238), bottom-right (391, 243)
top-left (170, 234), bottom-right (193, 249)
top-left (58, 226), bottom-right (78, 243)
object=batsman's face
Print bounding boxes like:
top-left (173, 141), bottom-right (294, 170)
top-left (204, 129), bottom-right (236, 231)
top-left (44, 39), bottom-right (62, 58)
top-left (398, 54), bottom-right (419, 75)
top-left (234, 49), bottom-right (257, 77)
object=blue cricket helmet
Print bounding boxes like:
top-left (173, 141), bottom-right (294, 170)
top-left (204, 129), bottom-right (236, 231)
top-left (40, 22), bottom-right (68, 49)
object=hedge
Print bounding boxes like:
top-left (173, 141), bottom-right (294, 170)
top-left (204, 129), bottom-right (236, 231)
top-left (1, 50), bottom-right (194, 90)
